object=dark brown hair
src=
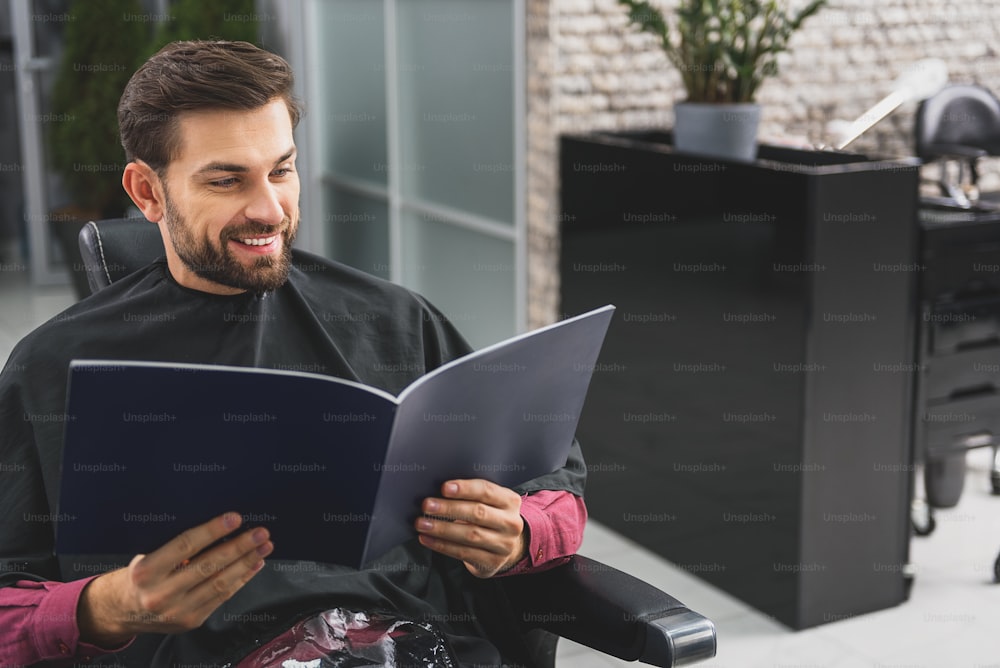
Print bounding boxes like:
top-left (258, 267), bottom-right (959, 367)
top-left (118, 40), bottom-right (302, 173)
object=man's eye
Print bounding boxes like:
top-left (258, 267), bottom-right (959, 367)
top-left (211, 178), bottom-right (238, 188)
top-left (272, 168), bottom-right (292, 177)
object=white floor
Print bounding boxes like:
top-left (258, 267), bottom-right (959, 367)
top-left (559, 452), bottom-right (1000, 667)
top-left (2, 272), bottom-right (998, 668)
top-left (559, 462), bottom-right (1000, 668)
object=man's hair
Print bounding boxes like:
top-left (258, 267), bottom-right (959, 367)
top-left (118, 40), bottom-right (302, 173)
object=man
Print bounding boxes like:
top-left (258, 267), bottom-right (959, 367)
top-left (0, 41), bottom-right (586, 666)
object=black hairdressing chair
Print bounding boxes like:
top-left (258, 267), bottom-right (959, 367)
top-left (78, 218), bottom-right (717, 667)
top-left (912, 87), bottom-right (1000, 584)
top-left (915, 83), bottom-right (1000, 209)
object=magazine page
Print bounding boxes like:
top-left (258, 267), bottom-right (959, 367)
top-left (362, 305), bottom-right (615, 565)
top-left (57, 361), bottom-right (397, 566)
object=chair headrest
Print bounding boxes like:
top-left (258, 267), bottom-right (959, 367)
top-left (915, 84), bottom-right (1000, 159)
top-left (77, 218), bottom-right (166, 294)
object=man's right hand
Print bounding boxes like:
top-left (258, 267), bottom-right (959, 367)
top-left (77, 511), bottom-right (273, 646)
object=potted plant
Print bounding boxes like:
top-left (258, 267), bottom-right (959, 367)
top-left (48, 0), bottom-right (149, 297)
top-left (141, 0), bottom-right (259, 60)
top-left (618, 0), bottom-right (827, 161)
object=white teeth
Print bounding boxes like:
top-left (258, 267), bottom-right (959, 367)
top-left (239, 235), bottom-right (277, 246)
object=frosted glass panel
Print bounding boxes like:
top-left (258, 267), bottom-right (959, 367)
top-left (397, 0), bottom-right (514, 223)
top-left (401, 212), bottom-right (515, 348)
top-left (316, 0), bottom-right (387, 186)
top-left (324, 187), bottom-right (389, 280)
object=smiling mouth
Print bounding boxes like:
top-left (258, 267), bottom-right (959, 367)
top-left (237, 235), bottom-right (279, 247)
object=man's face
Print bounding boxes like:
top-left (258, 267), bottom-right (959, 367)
top-left (156, 99), bottom-right (300, 294)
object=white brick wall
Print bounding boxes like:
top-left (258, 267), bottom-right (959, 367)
top-left (525, 0), bottom-right (1000, 326)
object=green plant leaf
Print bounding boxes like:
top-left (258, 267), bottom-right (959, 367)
top-left (617, 0), bottom-right (828, 103)
top-left (49, 0), bottom-right (148, 215)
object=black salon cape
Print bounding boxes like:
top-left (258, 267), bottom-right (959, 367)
top-left (0, 250), bottom-right (587, 667)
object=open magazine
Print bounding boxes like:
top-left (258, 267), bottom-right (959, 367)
top-left (56, 305), bottom-right (614, 567)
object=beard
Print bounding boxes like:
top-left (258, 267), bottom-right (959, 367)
top-left (163, 192), bottom-right (298, 293)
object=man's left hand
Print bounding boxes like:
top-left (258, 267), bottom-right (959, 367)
top-left (416, 479), bottom-right (526, 578)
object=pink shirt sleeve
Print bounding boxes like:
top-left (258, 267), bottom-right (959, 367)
top-left (0, 577), bottom-right (132, 666)
top-left (495, 489), bottom-right (588, 577)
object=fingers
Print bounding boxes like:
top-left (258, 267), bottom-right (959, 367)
top-left (416, 518), bottom-right (514, 557)
top-left (416, 505), bottom-right (522, 555)
top-left (417, 479), bottom-right (526, 577)
top-left (175, 526), bottom-right (272, 607)
top-left (419, 498), bottom-right (520, 536)
top-left (136, 511), bottom-right (244, 578)
top-left (186, 537), bottom-right (271, 619)
top-left (416, 519), bottom-right (525, 578)
top-left (438, 479), bottom-right (522, 510)
top-left (425, 479), bottom-right (521, 520)
top-left (423, 479), bottom-right (521, 525)
top-left (118, 512), bottom-right (274, 635)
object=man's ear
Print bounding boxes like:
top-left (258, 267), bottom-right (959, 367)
top-left (122, 161), bottom-right (166, 222)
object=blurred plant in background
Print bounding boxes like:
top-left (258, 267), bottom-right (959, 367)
top-left (143, 0), bottom-right (258, 61)
top-left (49, 0), bottom-right (146, 217)
top-left (618, 0), bottom-right (827, 104)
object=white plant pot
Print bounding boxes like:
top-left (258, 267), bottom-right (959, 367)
top-left (673, 102), bottom-right (762, 162)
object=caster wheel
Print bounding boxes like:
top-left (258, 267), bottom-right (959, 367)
top-left (902, 564), bottom-right (916, 599)
top-left (911, 499), bottom-right (936, 537)
top-left (992, 445), bottom-right (1000, 494)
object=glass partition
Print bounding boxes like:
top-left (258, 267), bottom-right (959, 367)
top-left (310, 0), bottom-right (522, 348)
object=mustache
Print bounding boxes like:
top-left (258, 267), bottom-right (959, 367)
top-left (221, 217), bottom-right (294, 239)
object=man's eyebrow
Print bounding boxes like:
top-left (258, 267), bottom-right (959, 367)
top-left (195, 148), bottom-right (297, 176)
top-left (196, 162), bottom-right (249, 175)
top-left (275, 148), bottom-right (297, 165)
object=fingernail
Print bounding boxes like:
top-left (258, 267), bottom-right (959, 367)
top-left (257, 542), bottom-right (273, 557)
top-left (417, 518), bottom-right (433, 531)
top-left (445, 483), bottom-right (459, 495)
top-left (425, 500), bottom-right (439, 512)
top-left (252, 528), bottom-right (268, 545)
top-left (224, 512), bottom-right (241, 529)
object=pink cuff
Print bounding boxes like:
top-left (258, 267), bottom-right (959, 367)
top-left (23, 577), bottom-right (132, 663)
top-left (496, 489), bottom-right (587, 577)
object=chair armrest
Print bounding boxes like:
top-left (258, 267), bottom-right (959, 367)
top-left (500, 555), bottom-right (717, 667)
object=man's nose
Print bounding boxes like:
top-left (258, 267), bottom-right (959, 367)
top-left (244, 182), bottom-right (285, 226)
